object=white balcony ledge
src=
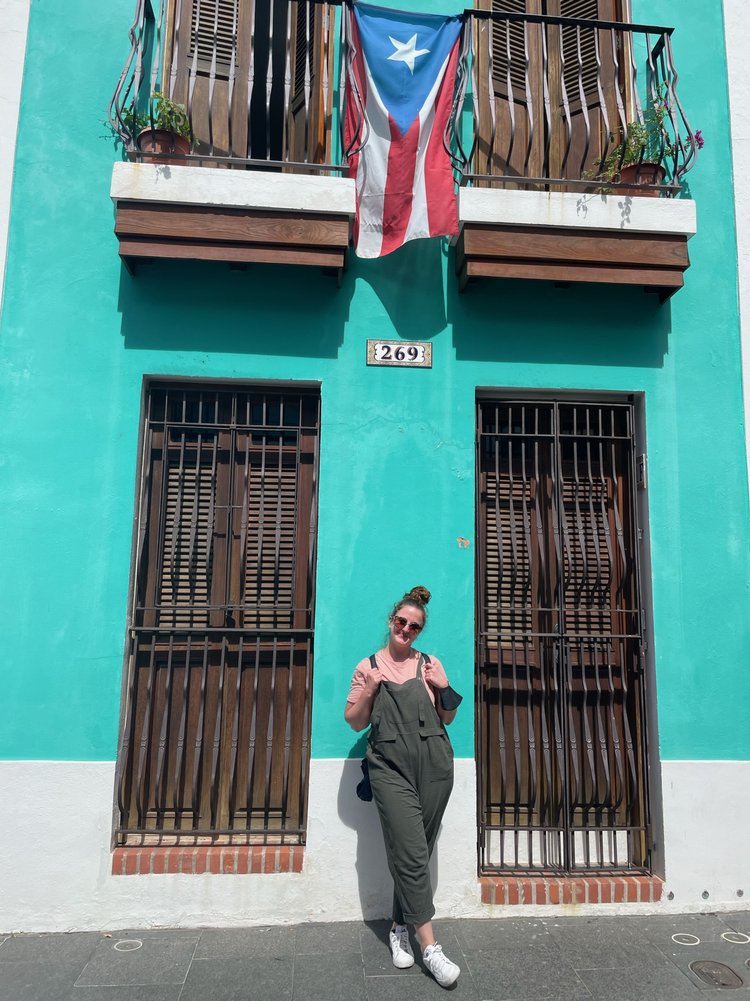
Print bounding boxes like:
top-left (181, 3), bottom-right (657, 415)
top-left (110, 162), bottom-right (355, 273)
top-left (457, 187), bottom-right (697, 300)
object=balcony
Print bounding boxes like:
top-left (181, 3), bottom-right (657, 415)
top-left (456, 8), bottom-right (698, 299)
top-left (108, 0), bottom-right (354, 274)
top-left (109, 2), bottom-right (698, 295)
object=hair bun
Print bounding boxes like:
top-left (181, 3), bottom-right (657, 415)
top-left (408, 585), bottom-right (431, 606)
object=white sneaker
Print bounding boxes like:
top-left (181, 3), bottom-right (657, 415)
top-left (422, 943), bottom-right (460, 987)
top-left (389, 924), bottom-right (415, 969)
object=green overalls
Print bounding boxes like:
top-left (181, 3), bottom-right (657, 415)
top-left (366, 653), bottom-right (454, 925)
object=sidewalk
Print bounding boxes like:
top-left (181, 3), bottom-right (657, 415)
top-left (1, 911), bottom-right (749, 1001)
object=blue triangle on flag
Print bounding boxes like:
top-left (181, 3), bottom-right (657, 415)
top-left (353, 2), bottom-right (463, 138)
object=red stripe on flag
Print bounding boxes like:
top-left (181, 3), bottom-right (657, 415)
top-left (380, 116), bottom-right (420, 257)
top-left (424, 43), bottom-right (460, 238)
top-left (344, 12), bottom-right (368, 249)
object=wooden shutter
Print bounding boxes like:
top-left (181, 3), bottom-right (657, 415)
top-left (474, 0), bottom-right (623, 185)
top-left (288, 1), bottom-right (334, 164)
top-left (166, 0), bottom-right (253, 157)
top-left (158, 439), bottom-right (218, 628)
top-left (187, 0), bottom-right (241, 77)
top-left (242, 458), bottom-right (299, 628)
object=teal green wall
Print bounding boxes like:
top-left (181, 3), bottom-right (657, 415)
top-left (1, 0), bottom-right (748, 763)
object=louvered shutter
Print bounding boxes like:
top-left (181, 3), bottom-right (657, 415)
top-left (188, 0), bottom-right (240, 78)
top-left (243, 459), bottom-right (299, 628)
top-left (557, 0), bottom-right (601, 106)
top-left (484, 469), bottom-right (535, 649)
top-left (167, 0), bottom-right (252, 157)
top-left (559, 468), bottom-right (615, 640)
top-left (158, 441), bottom-right (218, 628)
top-left (490, 0), bottom-right (538, 101)
top-left (288, 1), bottom-right (334, 164)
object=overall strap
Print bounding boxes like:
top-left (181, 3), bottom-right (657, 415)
top-left (369, 654), bottom-right (378, 671)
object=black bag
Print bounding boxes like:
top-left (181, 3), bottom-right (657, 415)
top-left (438, 684), bottom-right (463, 711)
top-left (356, 758), bottom-right (373, 801)
top-left (422, 653), bottom-right (463, 710)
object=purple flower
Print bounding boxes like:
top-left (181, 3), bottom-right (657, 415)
top-left (693, 129), bottom-right (705, 149)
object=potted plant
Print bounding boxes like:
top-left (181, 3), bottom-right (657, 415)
top-left (123, 91), bottom-right (193, 166)
top-left (596, 88), bottom-right (675, 196)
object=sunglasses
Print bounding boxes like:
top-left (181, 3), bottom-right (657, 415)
top-left (393, 615), bottom-right (423, 635)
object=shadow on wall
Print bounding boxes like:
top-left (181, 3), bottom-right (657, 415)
top-left (336, 738), bottom-right (441, 921)
top-left (116, 259), bottom-right (355, 358)
top-left (353, 239), bottom-right (449, 340)
top-left (448, 274), bottom-right (672, 369)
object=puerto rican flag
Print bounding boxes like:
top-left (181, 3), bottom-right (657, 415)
top-left (344, 2), bottom-right (465, 259)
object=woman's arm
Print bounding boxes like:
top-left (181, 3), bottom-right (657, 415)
top-left (435, 703), bottom-right (458, 725)
top-left (344, 666), bottom-right (383, 731)
top-left (423, 656), bottom-right (458, 726)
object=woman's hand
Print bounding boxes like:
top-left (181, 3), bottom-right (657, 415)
top-left (344, 667), bottom-right (383, 731)
top-left (424, 660), bottom-right (449, 690)
top-left (364, 665), bottom-right (384, 695)
top-left (425, 660), bottom-right (458, 724)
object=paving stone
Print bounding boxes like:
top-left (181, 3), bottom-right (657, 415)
top-left (726, 913), bottom-right (750, 937)
top-left (194, 925), bottom-right (295, 960)
top-left (0, 933), bottom-right (101, 966)
top-left (74, 934), bottom-right (198, 987)
top-left (629, 913), bottom-right (737, 946)
top-left (292, 951), bottom-right (366, 1001)
top-left (180, 956), bottom-right (293, 1001)
top-left (365, 965), bottom-right (481, 1001)
top-left (0, 959), bottom-right (83, 1001)
top-left (576, 962), bottom-right (707, 1001)
top-left (295, 921), bottom-right (363, 956)
top-left (464, 949), bottom-right (590, 1000)
top-left (654, 940), bottom-right (750, 991)
top-left (454, 918), bottom-right (554, 955)
top-left (545, 917), bottom-right (670, 971)
top-left (66, 987), bottom-right (182, 1001)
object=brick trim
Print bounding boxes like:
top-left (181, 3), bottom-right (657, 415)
top-left (480, 875), bottom-right (663, 905)
top-left (112, 846), bottom-right (304, 876)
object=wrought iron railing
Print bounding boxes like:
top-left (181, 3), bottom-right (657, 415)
top-left (464, 10), bottom-right (699, 194)
top-left (109, 3), bottom-right (697, 195)
top-left (108, 0), bottom-right (339, 171)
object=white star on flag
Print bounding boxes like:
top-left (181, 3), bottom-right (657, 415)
top-left (387, 33), bottom-right (430, 74)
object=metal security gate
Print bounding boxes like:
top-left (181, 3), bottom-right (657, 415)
top-left (476, 397), bottom-right (651, 874)
top-left (115, 383), bottom-right (320, 846)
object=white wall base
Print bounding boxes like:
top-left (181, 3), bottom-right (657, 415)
top-left (660, 760), bottom-right (750, 908)
top-left (1, 759), bottom-right (748, 932)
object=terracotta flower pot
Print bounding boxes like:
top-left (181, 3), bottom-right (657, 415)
top-left (136, 128), bottom-right (191, 166)
top-left (614, 162), bottom-right (666, 197)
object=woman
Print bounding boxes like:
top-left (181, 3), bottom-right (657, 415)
top-left (345, 585), bottom-right (461, 988)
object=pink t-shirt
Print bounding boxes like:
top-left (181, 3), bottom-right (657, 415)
top-left (346, 647), bottom-right (445, 706)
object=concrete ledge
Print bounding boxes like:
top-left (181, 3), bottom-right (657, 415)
top-left (111, 161), bottom-right (356, 217)
top-left (459, 187), bottom-right (696, 238)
